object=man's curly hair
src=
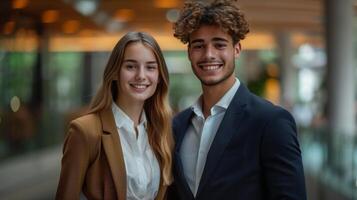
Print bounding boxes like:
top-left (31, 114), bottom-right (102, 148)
top-left (173, 0), bottom-right (249, 45)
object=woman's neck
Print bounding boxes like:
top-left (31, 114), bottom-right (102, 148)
top-left (115, 98), bottom-right (144, 127)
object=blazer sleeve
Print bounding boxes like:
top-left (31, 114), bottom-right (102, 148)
top-left (56, 121), bottom-right (91, 200)
top-left (261, 108), bottom-right (307, 200)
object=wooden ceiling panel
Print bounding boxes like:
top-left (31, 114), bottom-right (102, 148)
top-left (0, 0), bottom-right (332, 37)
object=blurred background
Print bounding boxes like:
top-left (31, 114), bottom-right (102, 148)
top-left (0, 0), bottom-right (356, 199)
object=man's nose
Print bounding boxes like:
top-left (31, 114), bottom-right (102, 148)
top-left (204, 45), bottom-right (216, 60)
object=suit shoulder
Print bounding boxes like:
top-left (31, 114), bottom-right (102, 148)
top-left (246, 94), bottom-right (298, 145)
top-left (247, 93), bottom-right (294, 122)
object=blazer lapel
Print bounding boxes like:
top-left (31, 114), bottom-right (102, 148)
top-left (196, 84), bottom-right (249, 197)
top-left (100, 108), bottom-right (127, 200)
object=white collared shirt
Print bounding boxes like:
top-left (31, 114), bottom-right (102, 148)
top-left (180, 78), bottom-right (240, 196)
top-left (111, 103), bottom-right (160, 200)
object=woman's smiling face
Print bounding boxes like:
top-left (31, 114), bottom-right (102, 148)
top-left (117, 42), bottom-right (159, 105)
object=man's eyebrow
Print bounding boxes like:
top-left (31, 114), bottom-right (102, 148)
top-left (212, 37), bottom-right (229, 42)
top-left (190, 37), bottom-right (229, 44)
top-left (190, 39), bottom-right (204, 44)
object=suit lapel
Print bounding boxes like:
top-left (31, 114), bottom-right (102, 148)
top-left (196, 84), bottom-right (249, 197)
top-left (100, 108), bottom-right (127, 200)
top-left (173, 109), bottom-right (195, 199)
top-left (174, 109), bottom-right (194, 153)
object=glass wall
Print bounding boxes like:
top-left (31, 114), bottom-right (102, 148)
top-left (0, 51), bottom-right (85, 161)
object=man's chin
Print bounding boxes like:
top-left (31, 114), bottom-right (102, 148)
top-left (199, 73), bottom-right (234, 87)
top-left (200, 78), bottom-right (222, 86)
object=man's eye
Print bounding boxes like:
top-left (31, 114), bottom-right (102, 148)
top-left (192, 44), bottom-right (203, 49)
top-left (215, 43), bottom-right (227, 49)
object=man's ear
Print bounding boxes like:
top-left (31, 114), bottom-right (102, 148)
top-left (234, 42), bottom-right (242, 58)
top-left (187, 44), bottom-right (192, 61)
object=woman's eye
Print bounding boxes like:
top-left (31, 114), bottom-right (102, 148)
top-left (147, 65), bottom-right (157, 70)
top-left (126, 65), bottom-right (135, 70)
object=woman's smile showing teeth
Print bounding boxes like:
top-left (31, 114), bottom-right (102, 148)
top-left (130, 83), bottom-right (148, 90)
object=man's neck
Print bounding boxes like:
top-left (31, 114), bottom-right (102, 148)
top-left (201, 76), bottom-right (236, 118)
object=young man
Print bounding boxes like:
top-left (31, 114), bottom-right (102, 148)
top-left (168, 0), bottom-right (307, 199)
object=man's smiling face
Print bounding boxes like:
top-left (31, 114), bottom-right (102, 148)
top-left (188, 25), bottom-right (241, 86)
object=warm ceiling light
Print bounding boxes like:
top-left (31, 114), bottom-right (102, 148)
top-left (12, 0), bottom-right (28, 9)
top-left (114, 9), bottom-right (135, 22)
top-left (42, 10), bottom-right (59, 23)
top-left (4, 21), bottom-right (15, 35)
top-left (62, 20), bottom-right (80, 34)
top-left (154, 0), bottom-right (179, 8)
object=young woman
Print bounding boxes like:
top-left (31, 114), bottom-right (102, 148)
top-left (56, 32), bottom-right (173, 200)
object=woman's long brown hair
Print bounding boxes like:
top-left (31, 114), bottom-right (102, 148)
top-left (87, 32), bottom-right (173, 185)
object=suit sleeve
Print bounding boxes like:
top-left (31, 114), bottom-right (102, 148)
top-left (56, 121), bottom-right (91, 200)
top-left (261, 109), bottom-right (307, 200)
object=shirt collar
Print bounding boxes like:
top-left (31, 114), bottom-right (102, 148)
top-left (191, 97), bottom-right (204, 118)
top-left (191, 78), bottom-right (240, 117)
top-left (111, 102), bottom-right (147, 129)
top-left (215, 78), bottom-right (240, 109)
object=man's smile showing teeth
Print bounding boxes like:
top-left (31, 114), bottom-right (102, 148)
top-left (199, 63), bottom-right (223, 71)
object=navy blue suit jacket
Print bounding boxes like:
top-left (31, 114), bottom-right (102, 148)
top-left (169, 84), bottom-right (306, 200)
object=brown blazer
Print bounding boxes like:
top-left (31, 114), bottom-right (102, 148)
top-left (56, 108), bottom-right (167, 200)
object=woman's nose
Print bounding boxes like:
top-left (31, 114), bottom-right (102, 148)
top-left (135, 66), bottom-right (146, 80)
